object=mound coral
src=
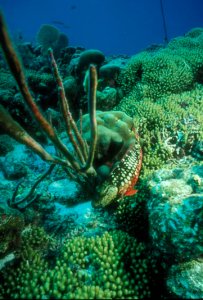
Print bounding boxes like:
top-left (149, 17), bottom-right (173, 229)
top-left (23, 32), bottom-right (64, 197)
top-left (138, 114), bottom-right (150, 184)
top-left (77, 49), bottom-right (105, 72)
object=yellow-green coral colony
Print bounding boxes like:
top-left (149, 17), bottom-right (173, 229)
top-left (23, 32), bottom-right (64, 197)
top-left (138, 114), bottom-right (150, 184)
top-left (118, 28), bottom-right (203, 101)
top-left (116, 85), bottom-right (203, 175)
top-left (0, 230), bottom-right (154, 299)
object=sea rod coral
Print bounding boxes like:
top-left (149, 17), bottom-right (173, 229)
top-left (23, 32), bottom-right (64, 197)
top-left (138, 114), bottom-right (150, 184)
top-left (0, 12), bottom-right (142, 209)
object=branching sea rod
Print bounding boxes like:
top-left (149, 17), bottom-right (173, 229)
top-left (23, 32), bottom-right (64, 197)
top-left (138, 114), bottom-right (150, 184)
top-left (0, 12), bottom-right (142, 209)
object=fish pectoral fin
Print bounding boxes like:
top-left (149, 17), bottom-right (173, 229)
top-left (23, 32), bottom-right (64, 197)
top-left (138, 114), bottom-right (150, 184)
top-left (124, 189), bottom-right (138, 196)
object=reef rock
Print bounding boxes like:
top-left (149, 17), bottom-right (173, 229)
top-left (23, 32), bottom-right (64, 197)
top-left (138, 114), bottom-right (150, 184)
top-left (1, 144), bottom-right (30, 180)
top-left (167, 258), bottom-right (203, 298)
top-left (48, 179), bottom-right (82, 205)
top-left (96, 87), bottom-right (118, 110)
top-left (148, 162), bottom-right (203, 261)
top-left (0, 135), bottom-right (15, 156)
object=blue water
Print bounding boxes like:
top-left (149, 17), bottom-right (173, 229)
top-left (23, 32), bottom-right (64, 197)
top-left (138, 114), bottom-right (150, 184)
top-left (0, 0), bottom-right (203, 55)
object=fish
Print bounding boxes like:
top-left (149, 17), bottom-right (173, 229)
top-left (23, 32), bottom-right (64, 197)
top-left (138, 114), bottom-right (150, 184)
top-left (51, 21), bottom-right (70, 29)
top-left (94, 134), bottom-right (142, 208)
top-left (70, 4), bottom-right (77, 10)
top-left (51, 20), bottom-right (65, 25)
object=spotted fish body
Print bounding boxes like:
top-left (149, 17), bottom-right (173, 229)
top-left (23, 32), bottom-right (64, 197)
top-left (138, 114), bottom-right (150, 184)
top-left (95, 134), bottom-right (142, 207)
top-left (114, 141), bottom-right (142, 196)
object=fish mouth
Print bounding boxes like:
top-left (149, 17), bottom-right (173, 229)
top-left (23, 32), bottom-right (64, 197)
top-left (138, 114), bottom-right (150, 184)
top-left (92, 184), bottom-right (118, 208)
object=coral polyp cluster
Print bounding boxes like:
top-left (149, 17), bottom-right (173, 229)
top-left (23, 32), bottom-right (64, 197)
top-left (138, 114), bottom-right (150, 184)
top-left (0, 230), bottom-right (154, 299)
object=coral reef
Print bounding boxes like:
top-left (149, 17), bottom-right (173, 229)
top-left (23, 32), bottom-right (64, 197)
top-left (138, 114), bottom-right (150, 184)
top-left (0, 11), bottom-right (203, 298)
top-left (80, 110), bottom-right (142, 207)
top-left (0, 134), bottom-right (15, 155)
top-left (147, 158), bottom-right (203, 298)
top-left (81, 111), bottom-right (138, 167)
top-left (96, 87), bottom-right (119, 111)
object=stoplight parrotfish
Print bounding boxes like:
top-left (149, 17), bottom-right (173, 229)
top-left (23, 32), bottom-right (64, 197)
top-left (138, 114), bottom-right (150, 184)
top-left (94, 130), bottom-right (142, 207)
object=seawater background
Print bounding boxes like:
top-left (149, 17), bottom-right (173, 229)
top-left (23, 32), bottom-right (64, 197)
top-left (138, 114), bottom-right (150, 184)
top-left (0, 0), bottom-right (203, 55)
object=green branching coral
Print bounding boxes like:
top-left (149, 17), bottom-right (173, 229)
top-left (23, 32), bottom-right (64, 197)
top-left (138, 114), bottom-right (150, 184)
top-left (20, 226), bottom-right (51, 259)
top-left (1, 251), bottom-right (47, 299)
top-left (115, 84), bottom-right (203, 175)
top-left (115, 98), bottom-right (173, 174)
top-left (141, 50), bottom-right (194, 98)
top-left (118, 28), bottom-right (203, 102)
top-left (118, 51), bottom-right (150, 96)
top-left (0, 230), bottom-right (155, 299)
top-left (168, 29), bottom-right (203, 78)
top-left (185, 27), bottom-right (203, 38)
top-left (118, 49), bottom-right (195, 102)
